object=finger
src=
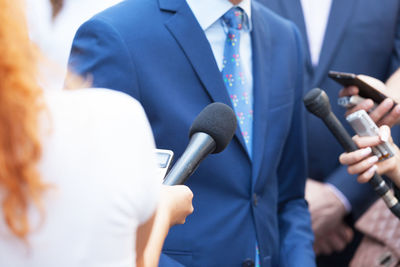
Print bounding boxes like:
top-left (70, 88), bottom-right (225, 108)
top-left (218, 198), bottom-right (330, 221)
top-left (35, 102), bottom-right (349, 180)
top-left (352, 135), bottom-right (381, 148)
top-left (336, 224), bottom-right (354, 243)
top-left (339, 86), bottom-right (359, 97)
top-left (313, 237), bottom-right (321, 255)
top-left (314, 238), bottom-right (333, 256)
top-left (347, 155), bottom-right (378, 175)
top-left (357, 165), bottom-right (377, 183)
top-left (370, 98), bottom-right (394, 124)
top-left (326, 232), bottom-right (347, 252)
top-left (344, 226), bottom-right (354, 243)
top-left (189, 205), bottom-right (194, 214)
top-left (339, 147), bottom-right (372, 165)
top-left (375, 156), bottom-right (399, 176)
top-left (378, 105), bottom-right (400, 127)
top-left (345, 99), bottom-right (375, 117)
top-left (379, 125), bottom-right (391, 142)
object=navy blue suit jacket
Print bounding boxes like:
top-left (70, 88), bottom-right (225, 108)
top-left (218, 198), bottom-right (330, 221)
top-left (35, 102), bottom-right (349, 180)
top-left (68, 0), bottom-right (315, 266)
top-left (260, 0), bottom-right (400, 219)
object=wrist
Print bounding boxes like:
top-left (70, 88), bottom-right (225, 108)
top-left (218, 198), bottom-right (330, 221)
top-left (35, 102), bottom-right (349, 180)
top-left (325, 184), bottom-right (348, 217)
top-left (155, 202), bottom-right (174, 229)
top-left (392, 167), bottom-right (400, 188)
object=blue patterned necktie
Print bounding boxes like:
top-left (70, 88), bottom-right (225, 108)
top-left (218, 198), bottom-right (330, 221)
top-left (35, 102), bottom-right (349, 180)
top-left (222, 8), bottom-right (260, 267)
top-left (221, 7), bottom-right (253, 157)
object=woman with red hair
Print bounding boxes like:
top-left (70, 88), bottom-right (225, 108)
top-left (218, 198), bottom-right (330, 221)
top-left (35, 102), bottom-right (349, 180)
top-left (0, 0), bottom-right (193, 266)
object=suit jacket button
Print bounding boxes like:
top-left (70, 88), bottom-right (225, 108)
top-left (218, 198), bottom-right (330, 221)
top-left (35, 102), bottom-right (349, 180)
top-left (253, 193), bottom-right (258, 206)
top-left (242, 259), bottom-right (255, 267)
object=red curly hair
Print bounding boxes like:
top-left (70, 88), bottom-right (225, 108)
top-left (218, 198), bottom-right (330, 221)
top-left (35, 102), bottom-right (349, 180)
top-left (0, 0), bottom-right (46, 239)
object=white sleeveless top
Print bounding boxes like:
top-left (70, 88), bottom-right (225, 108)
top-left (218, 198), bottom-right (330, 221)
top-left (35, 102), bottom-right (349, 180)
top-left (0, 89), bottom-right (161, 267)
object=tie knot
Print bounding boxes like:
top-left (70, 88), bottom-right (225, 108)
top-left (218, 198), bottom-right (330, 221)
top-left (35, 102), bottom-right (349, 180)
top-left (222, 7), bottom-right (245, 30)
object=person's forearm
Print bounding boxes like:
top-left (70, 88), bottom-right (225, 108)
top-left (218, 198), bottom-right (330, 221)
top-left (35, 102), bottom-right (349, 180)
top-left (137, 185), bottom-right (193, 267)
top-left (138, 208), bottom-right (170, 267)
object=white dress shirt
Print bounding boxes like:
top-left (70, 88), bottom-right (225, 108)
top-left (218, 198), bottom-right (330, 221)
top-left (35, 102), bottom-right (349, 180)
top-left (186, 0), bottom-right (253, 92)
top-left (300, 0), bottom-right (332, 66)
top-left (0, 89), bottom-right (161, 267)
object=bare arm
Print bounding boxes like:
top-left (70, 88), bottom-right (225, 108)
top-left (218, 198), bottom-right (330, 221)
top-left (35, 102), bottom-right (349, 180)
top-left (136, 185), bottom-right (194, 267)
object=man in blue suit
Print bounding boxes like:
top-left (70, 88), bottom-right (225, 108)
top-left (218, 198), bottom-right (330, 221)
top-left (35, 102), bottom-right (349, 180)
top-left (260, 0), bottom-right (400, 266)
top-left (68, 0), bottom-right (315, 266)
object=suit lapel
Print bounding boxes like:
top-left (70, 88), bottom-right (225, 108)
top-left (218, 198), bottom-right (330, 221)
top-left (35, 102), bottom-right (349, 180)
top-left (159, 0), bottom-right (249, 157)
top-left (312, 0), bottom-right (359, 87)
top-left (251, 3), bottom-right (271, 186)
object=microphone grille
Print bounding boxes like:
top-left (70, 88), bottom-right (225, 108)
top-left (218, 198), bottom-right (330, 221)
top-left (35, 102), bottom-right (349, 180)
top-left (189, 102), bottom-right (237, 154)
top-left (303, 88), bottom-right (331, 118)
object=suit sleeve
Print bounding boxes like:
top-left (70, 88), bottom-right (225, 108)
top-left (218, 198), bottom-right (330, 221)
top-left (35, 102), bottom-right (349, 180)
top-left (277, 24), bottom-right (315, 267)
top-left (326, 165), bottom-right (377, 220)
top-left (68, 17), bottom-right (141, 99)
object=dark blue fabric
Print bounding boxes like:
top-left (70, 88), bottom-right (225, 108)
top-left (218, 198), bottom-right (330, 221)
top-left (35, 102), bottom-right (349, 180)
top-left (68, 0), bottom-right (315, 266)
top-left (258, 0), bottom-right (400, 265)
top-left (260, 0), bottom-right (400, 220)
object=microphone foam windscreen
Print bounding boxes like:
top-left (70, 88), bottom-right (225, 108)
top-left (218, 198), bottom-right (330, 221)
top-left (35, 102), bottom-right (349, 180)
top-left (189, 102), bottom-right (237, 154)
top-left (303, 88), bottom-right (331, 118)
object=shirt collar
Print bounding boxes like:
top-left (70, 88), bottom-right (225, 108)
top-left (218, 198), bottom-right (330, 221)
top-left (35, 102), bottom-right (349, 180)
top-left (186, 0), bottom-right (252, 31)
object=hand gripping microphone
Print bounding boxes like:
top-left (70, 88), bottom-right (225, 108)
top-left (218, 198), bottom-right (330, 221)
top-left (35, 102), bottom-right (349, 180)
top-left (163, 102), bottom-right (237, 185)
top-left (304, 88), bottom-right (400, 219)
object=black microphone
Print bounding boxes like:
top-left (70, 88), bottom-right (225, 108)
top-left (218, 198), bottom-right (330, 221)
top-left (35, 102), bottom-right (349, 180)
top-left (163, 102), bottom-right (237, 185)
top-left (304, 88), bottom-right (400, 219)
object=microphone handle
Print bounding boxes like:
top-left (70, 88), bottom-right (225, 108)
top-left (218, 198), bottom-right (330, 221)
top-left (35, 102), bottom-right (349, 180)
top-left (324, 113), bottom-right (358, 152)
top-left (163, 133), bottom-right (216, 185)
top-left (323, 112), bottom-right (400, 218)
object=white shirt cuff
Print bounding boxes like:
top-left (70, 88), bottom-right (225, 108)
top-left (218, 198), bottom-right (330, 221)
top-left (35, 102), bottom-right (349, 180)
top-left (326, 183), bottom-right (352, 213)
